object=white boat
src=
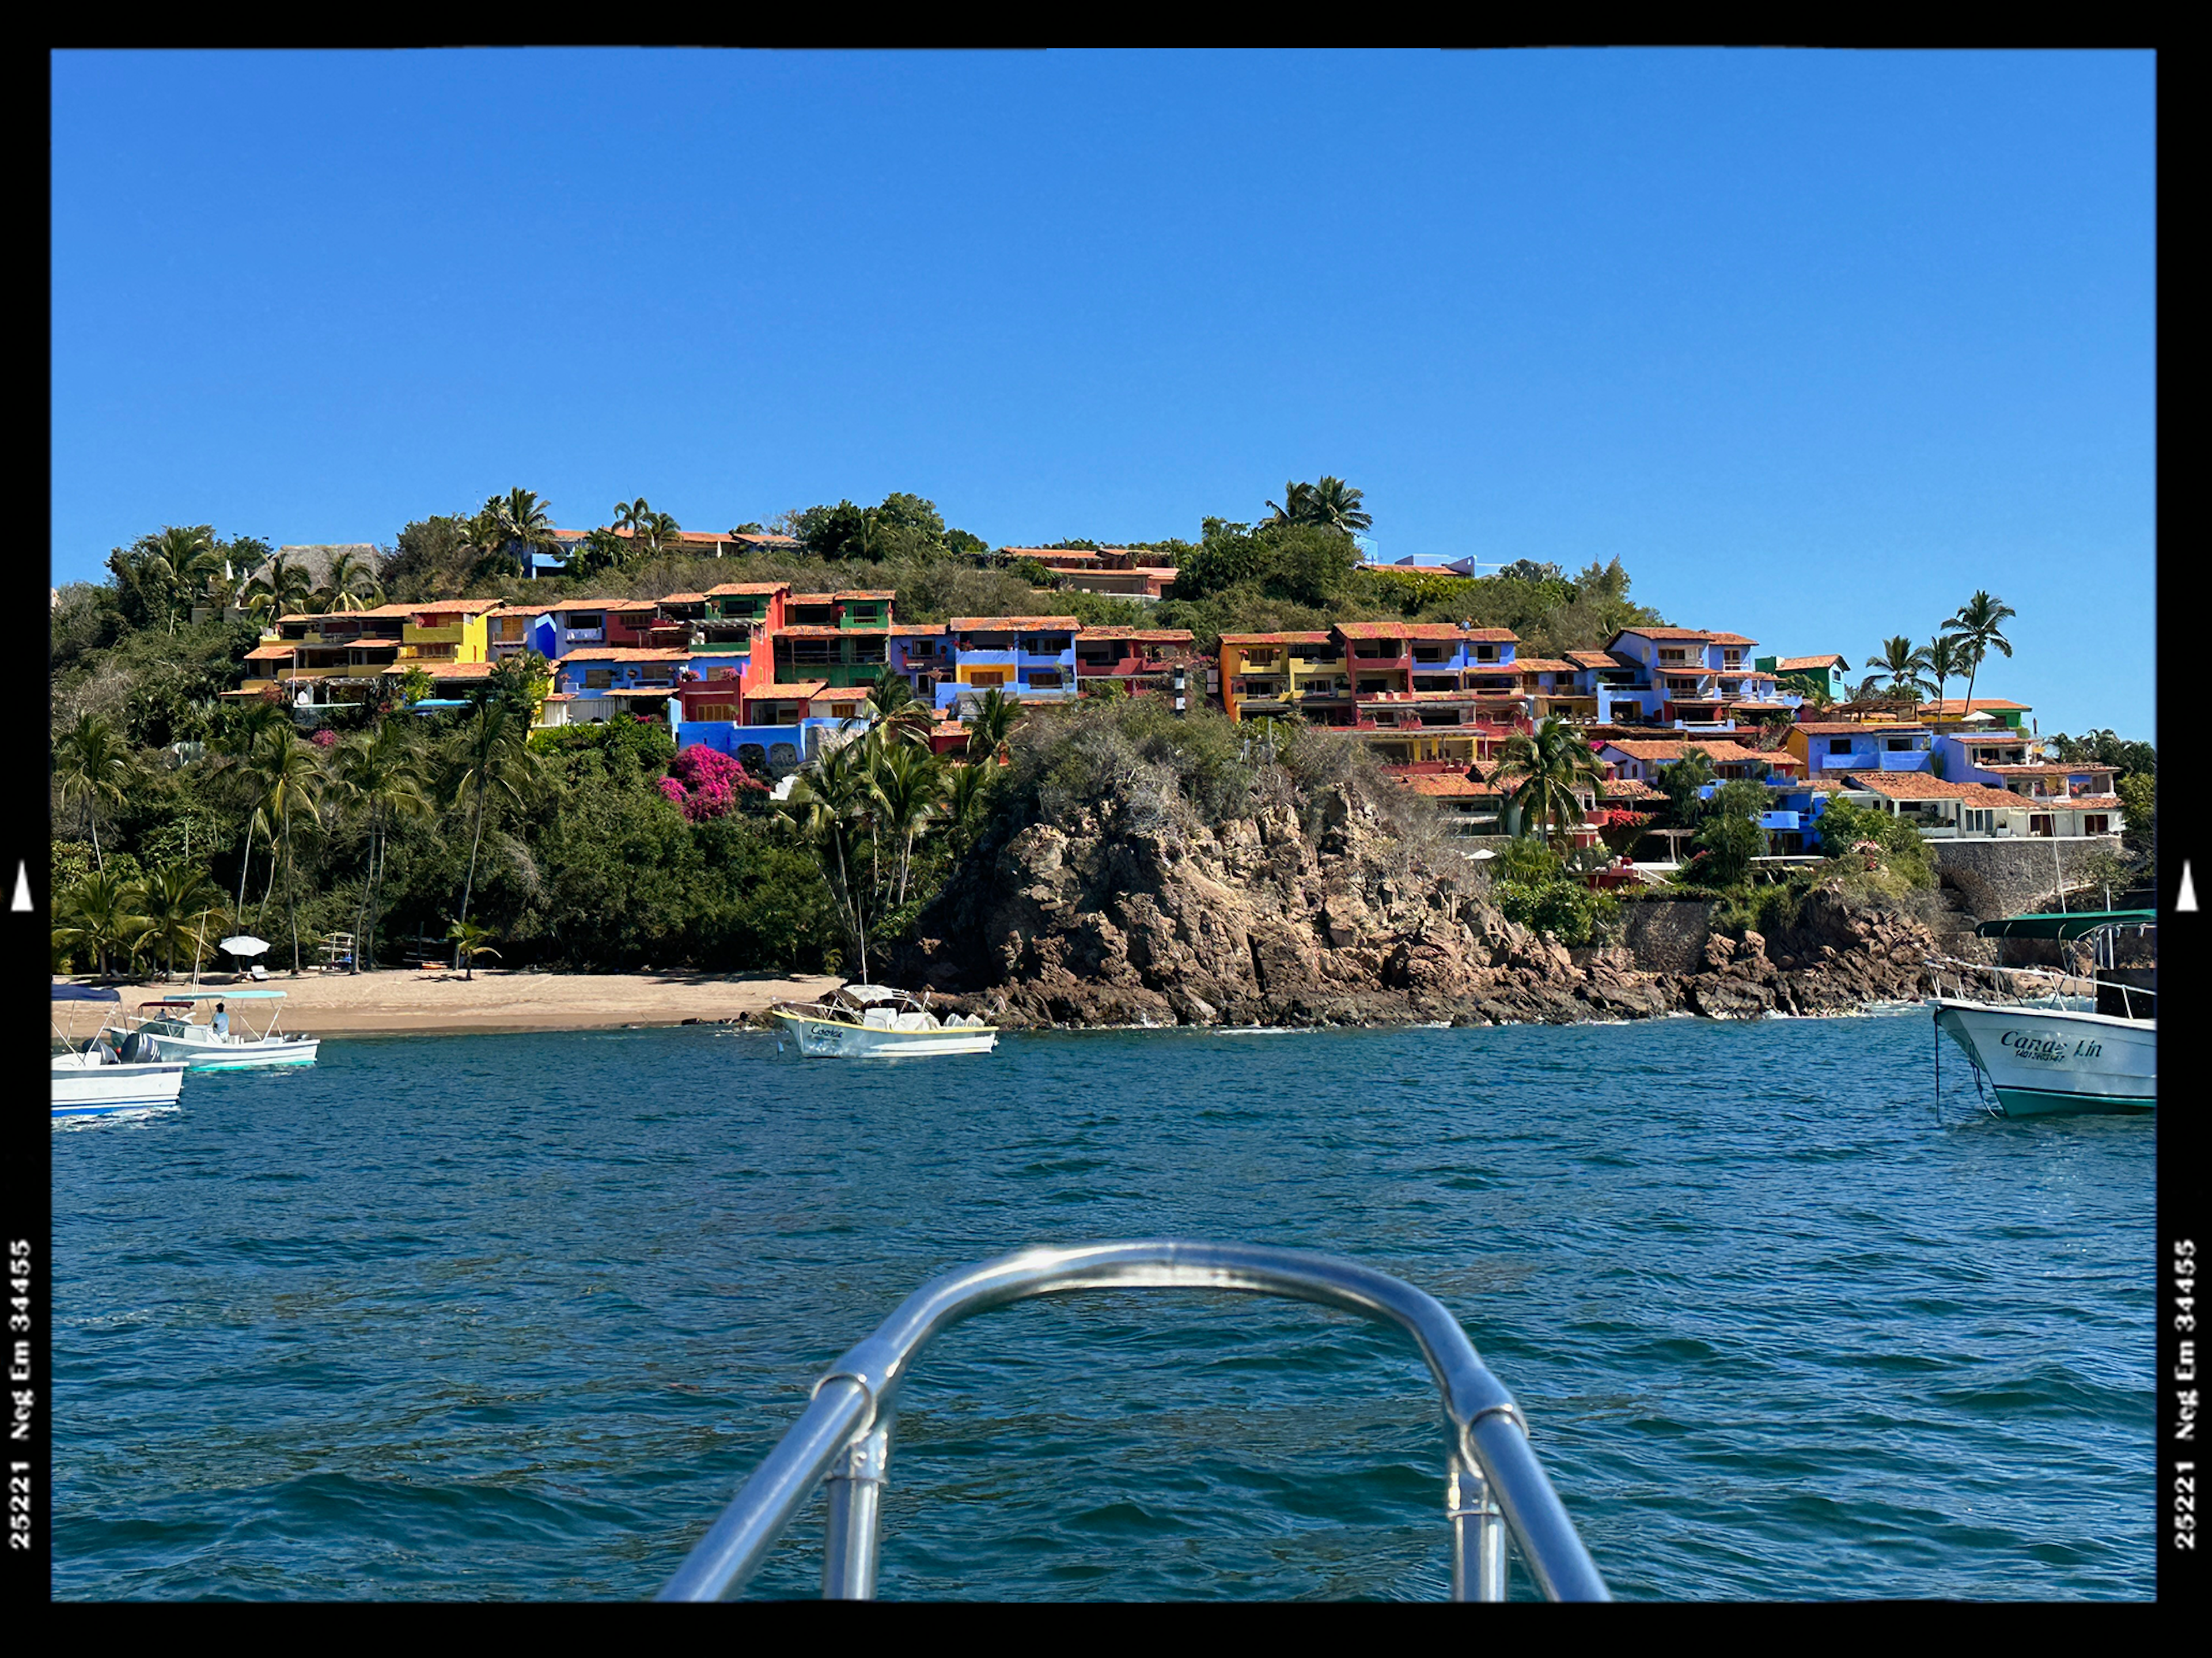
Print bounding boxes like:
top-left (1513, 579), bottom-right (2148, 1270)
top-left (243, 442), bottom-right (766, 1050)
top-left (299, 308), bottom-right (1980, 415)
top-left (1929, 909), bottom-right (2155, 1118)
top-left (51, 986), bottom-right (185, 1119)
top-left (769, 985), bottom-right (998, 1058)
top-left (121, 989), bottom-right (320, 1070)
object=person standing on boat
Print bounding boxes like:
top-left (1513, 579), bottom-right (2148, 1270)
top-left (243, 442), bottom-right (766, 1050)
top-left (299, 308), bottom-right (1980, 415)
top-left (213, 1002), bottom-right (229, 1041)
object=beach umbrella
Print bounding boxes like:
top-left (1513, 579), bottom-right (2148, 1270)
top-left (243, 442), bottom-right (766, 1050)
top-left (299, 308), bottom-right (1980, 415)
top-left (219, 935), bottom-right (270, 958)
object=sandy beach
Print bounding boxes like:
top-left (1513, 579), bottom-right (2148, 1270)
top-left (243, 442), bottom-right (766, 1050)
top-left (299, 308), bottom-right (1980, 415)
top-left (69, 969), bottom-right (849, 1039)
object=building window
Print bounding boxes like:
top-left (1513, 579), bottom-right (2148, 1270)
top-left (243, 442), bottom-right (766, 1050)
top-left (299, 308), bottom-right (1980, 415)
top-left (1027, 671), bottom-right (1063, 689)
top-left (1474, 646), bottom-right (1497, 661)
top-left (1829, 739), bottom-right (1853, 755)
top-left (969, 669), bottom-right (1006, 688)
top-left (1885, 738), bottom-right (1914, 752)
top-left (584, 669), bottom-right (612, 690)
top-left (2085, 815), bottom-right (2109, 835)
top-left (831, 703), bottom-right (857, 718)
top-left (2030, 814), bottom-right (2054, 837)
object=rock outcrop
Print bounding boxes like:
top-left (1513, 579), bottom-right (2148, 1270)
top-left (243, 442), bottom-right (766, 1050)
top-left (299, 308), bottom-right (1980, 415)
top-left (889, 783), bottom-right (1980, 1030)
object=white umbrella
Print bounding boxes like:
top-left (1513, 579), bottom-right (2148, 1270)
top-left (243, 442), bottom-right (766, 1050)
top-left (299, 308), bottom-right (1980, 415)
top-left (219, 935), bottom-right (270, 958)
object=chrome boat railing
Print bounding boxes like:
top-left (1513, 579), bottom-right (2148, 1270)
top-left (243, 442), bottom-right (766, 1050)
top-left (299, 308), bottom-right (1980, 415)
top-left (657, 1239), bottom-right (1610, 1602)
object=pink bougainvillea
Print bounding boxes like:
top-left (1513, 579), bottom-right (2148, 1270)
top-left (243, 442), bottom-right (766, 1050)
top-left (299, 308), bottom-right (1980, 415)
top-left (311, 728), bottom-right (339, 748)
top-left (660, 744), bottom-right (768, 822)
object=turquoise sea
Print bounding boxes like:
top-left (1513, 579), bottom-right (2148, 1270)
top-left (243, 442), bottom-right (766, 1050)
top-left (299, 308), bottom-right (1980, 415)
top-left (52, 1014), bottom-right (2154, 1599)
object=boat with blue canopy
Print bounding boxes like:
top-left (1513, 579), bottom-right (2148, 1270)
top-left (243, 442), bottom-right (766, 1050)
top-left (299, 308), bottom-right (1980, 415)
top-left (118, 989), bottom-right (320, 1070)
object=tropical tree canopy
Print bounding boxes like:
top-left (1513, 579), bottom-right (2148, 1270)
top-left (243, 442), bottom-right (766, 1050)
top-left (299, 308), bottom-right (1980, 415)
top-left (1866, 635), bottom-right (1935, 699)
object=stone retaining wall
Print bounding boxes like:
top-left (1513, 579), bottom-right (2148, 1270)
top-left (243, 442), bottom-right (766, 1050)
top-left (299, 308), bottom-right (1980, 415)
top-left (1927, 835), bottom-right (2125, 919)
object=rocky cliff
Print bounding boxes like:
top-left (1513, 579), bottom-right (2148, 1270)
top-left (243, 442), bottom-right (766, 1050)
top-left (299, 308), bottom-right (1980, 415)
top-left (889, 779), bottom-right (1986, 1031)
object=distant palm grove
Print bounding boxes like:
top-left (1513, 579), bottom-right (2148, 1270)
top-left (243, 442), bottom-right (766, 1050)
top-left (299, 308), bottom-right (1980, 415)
top-left (50, 480), bottom-right (2150, 980)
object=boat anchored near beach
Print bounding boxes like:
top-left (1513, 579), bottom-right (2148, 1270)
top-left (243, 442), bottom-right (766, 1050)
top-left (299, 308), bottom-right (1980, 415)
top-left (1928, 909), bottom-right (2155, 1118)
top-left (51, 985), bottom-right (185, 1119)
top-left (120, 989), bottom-right (320, 1070)
top-left (768, 984), bottom-right (997, 1058)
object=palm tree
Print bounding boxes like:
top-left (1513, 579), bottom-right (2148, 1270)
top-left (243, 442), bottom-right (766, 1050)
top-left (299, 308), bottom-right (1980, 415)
top-left (217, 701), bottom-right (290, 915)
top-left (244, 552), bottom-right (316, 622)
top-left (446, 699), bottom-right (540, 963)
top-left (1924, 634), bottom-right (1969, 724)
top-left (785, 735), bottom-right (880, 982)
top-left (612, 497), bottom-right (654, 537)
top-left (319, 548), bottom-right (385, 612)
top-left (963, 686), bottom-right (1024, 763)
top-left (494, 488), bottom-right (559, 574)
top-left (138, 865), bottom-right (225, 981)
top-left (243, 729), bottom-right (325, 974)
top-left (54, 872), bottom-right (148, 979)
top-left (867, 739), bottom-right (946, 907)
top-left (1656, 745), bottom-right (1719, 829)
top-left (865, 673), bottom-right (934, 749)
top-left (1866, 635), bottom-right (1935, 701)
top-left (134, 526), bottom-right (216, 631)
top-left (1306, 476), bottom-right (1372, 535)
top-left (1264, 481), bottom-right (1316, 527)
top-left (445, 918), bottom-right (501, 980)
top-left (1494, 716), bottom-right (1607, 846)
top-left (942, 758), bottom-right (997, 853)
top-left (54, 713), bottom-right (134, 873)
top-left (331, 721), bottom-right (432, 972)
top-left (1942, 590), bottom-right (2017, 719)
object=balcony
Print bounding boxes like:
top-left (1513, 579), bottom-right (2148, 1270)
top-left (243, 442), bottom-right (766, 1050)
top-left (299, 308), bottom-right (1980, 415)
top-left (404, 623), bottom-right (464, 646)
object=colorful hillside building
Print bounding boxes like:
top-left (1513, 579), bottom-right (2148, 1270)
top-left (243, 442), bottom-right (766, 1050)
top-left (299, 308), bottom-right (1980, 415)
top-left (939, 616), bottom-right (1081, 711)
top-left (1758, 653), bottom-right (1852, 702)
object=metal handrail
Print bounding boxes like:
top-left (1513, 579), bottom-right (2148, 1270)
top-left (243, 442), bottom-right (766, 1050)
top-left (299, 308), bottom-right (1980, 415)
top-left (657, 1240), bottom-right (1610, 1603)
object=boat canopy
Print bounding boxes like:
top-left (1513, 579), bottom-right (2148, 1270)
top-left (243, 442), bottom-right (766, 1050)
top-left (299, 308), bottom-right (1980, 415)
top-left (52, 985), bottom-right (120, 1002)
top-left (839, 985), bottom-right (909, 1004)
top-left (1974, 909), bottom-right (2156, 941)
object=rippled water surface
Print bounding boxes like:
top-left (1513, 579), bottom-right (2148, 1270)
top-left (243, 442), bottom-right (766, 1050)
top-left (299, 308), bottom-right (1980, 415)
top-left (53, 1015), bottom-right (2154, 1599)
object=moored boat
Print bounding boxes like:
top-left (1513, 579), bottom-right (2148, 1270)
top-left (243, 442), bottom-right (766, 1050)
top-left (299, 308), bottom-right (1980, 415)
top-left (1929, 908), bottom-right (2155, 1117)
top-left (51, 985), bottom-right (185, 1119)
top-left (769, 984), bottom-right (997, 1058)
top-left (121, 989), bottom-right (320, 1070)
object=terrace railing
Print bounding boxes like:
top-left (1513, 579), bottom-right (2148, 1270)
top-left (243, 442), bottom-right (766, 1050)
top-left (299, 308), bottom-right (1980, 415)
top-left (658, 1240), bottom-right (1609, 1603)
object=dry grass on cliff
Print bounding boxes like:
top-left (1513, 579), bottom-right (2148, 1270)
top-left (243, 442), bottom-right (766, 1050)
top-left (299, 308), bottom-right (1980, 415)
top-left (999, 699), bottom-right (1458, 873)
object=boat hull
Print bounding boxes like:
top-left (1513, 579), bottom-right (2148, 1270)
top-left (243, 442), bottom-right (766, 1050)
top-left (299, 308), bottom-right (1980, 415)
top-left (51, 1059), bottom-right (186, 1118)
top-left (135, 1031), bottom-right (320, 1070)
top-left (770, 1011), bottom-right (997, 1058)
top-left (1931, 999), bottom-right (2155, 1116)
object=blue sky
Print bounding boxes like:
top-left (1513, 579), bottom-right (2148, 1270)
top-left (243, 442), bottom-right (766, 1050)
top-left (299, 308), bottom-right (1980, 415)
top-left (51, 50), bottom-right (2153, 737)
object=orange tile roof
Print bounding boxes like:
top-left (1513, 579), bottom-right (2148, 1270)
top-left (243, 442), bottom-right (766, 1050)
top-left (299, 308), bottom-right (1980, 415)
top-left (243, 643), bottom-right (295, 661)
top-left (1568, 650), bottom-right (1622, 668)
top-left (413, 659), bottom-right (495, 679)
top-left (1918, 698), bottom-right (2031, 714)
top-left (1775, 653), bottom-right (1850, 671)
top-left (1077, 627), bottom-right (1196, 642)
top-left (1601, 738), bottom-right (1767, 764)
top-left (950, 616), bottom-right (1080, 631)
top-left (1843, 772), bottom-right (1992, 801)
top-left (1399, 773), bottom-right (1498, 798)
top-left (752, 680), bottom-right (830, 700)
top-left (1221, 631), bottom-right (1332, 646)
top-left (1334, 622), bottom-right (1470, 641)
top-left (1612, 627), bottom-right (1713, 642)
top-left (410, 598), bottom-right (503, 615)
top-left (775, 624), bottom-right (892, 637)
top-left (558, 647), bottom-right (693, 663)
top-left (828, 590), bottom-right (897, 601)
top-left (1789, 721), bottom-right (1923, 735)
top-left (892, 623), bottom-right (949, 637)
top-left (1597, 778), bottom-right (1664, 800)
top-left (1706, 631), bottom-right (1758, 645)
top-left (706, 582), bottom-right (790, 597)
top-left (1509, 657), bottom-right (1581, 673)
top-left (656, 591), bottom-right (711, 605)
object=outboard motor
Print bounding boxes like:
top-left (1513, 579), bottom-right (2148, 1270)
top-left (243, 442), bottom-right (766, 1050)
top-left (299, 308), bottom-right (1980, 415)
top-left (120, 1032), bottom-right (156, 1064)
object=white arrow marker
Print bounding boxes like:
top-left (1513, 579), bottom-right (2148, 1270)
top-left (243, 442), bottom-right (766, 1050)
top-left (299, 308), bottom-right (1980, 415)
top-left (10, 861), bottom-right (29, 912)
top-left (2179, 860), bottom-right (2199, 913)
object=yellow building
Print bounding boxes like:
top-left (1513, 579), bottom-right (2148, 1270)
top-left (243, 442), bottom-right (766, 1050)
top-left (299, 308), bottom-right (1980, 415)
top-left (397, 598), bottom-right (499, 664)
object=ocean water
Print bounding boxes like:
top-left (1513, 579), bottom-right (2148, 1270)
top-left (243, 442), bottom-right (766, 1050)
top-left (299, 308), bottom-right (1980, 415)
top-left (51, 1013), bottom-right (2154, 1600)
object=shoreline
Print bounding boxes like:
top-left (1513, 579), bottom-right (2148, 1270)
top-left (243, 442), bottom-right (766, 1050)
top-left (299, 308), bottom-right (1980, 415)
top-left (56, 969), bottom-right (847, 1039)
